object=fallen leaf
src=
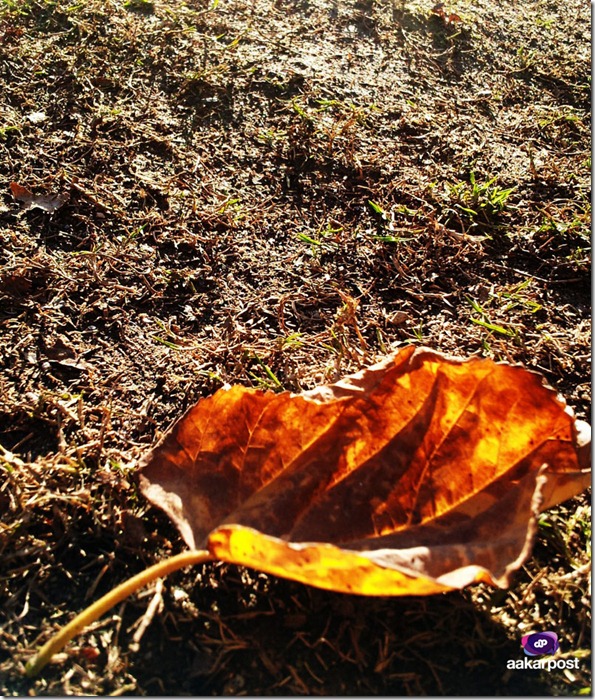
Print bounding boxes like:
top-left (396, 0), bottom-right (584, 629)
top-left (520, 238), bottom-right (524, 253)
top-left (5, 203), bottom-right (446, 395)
top-left (0, 271), bottom-right (32, 297)
top-left (10, 181), bottom-right (68, 213)
top-left (138, 347), bottom-right (590, 595)
top-left (24, 347), bottom-right (592, 677)
top-left (431, 3), bottom-right (462, 24)
top-left (386, 310), bottom-right (411, 326)
top-left (41, 336), bottom-right (77, 361)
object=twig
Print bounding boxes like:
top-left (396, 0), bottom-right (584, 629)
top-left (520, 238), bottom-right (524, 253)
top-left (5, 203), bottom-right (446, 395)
top-left (129, 578), bottom-right (164, 653)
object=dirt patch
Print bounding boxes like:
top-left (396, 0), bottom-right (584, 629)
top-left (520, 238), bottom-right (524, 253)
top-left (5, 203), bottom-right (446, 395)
top-left (0, 0), bottom-right (590, 695)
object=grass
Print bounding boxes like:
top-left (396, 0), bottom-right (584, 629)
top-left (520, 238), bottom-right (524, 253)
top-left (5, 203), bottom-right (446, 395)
top-left (0, 0), bottom-right (591, 695)
top-left (444, 172), bottom-right (516, 235)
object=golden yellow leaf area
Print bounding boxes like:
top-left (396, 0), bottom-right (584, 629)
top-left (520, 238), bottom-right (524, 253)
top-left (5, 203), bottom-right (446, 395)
top-left (138, 346), bottom-right (590, 596)
top-left (208, 526), bottom-right (457, 595)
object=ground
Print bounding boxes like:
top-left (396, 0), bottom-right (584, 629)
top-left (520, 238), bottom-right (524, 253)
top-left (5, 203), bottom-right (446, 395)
top-left (0, 0), bottom-right (591, 695)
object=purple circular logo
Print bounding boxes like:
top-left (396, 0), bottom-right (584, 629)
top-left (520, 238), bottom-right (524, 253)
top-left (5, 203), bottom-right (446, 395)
top-left (521, 632), bottom-right (559, 656)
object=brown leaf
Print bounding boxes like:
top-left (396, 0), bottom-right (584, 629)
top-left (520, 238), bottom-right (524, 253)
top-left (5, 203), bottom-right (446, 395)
top-left (0, 270), bottom-right (32, 297)
top-left (138, 346), bottom-right (590, 596)
top-left (431, 3), bottom-right (446, 19)
top-left (10, 181), bottom-right (68, 213)
top-left (431, 3), bottom-right (462, 24)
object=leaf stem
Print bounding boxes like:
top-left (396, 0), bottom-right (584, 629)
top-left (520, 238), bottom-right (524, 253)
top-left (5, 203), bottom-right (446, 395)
top-left (25, 549), bottom-right (213, 678)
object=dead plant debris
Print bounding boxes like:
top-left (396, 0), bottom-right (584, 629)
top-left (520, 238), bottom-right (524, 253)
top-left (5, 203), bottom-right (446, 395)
top-left (0, 0), bottom-right (590, 695)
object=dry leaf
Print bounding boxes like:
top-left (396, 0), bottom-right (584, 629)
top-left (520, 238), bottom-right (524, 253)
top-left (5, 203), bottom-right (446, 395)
top-left (138, 346), bottom-right (590, 596)
top-left (10, 181), bottom-right (68, 213)
top-left (431, 3), bottom-right (463, 24)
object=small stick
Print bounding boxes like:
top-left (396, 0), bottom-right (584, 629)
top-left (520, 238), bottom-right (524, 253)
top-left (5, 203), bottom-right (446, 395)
top-left (129, 578), bottom-right (164, 653)
top-left (25, 550), bottom-right (213, 678)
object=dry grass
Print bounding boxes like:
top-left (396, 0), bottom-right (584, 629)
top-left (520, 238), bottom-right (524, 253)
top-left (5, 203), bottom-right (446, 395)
top-left (0, 0), bottom-right (590, 694)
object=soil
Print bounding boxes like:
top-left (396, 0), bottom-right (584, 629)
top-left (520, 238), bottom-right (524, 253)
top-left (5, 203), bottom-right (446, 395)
top-left (0, 0), bottom-right (591, 695)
